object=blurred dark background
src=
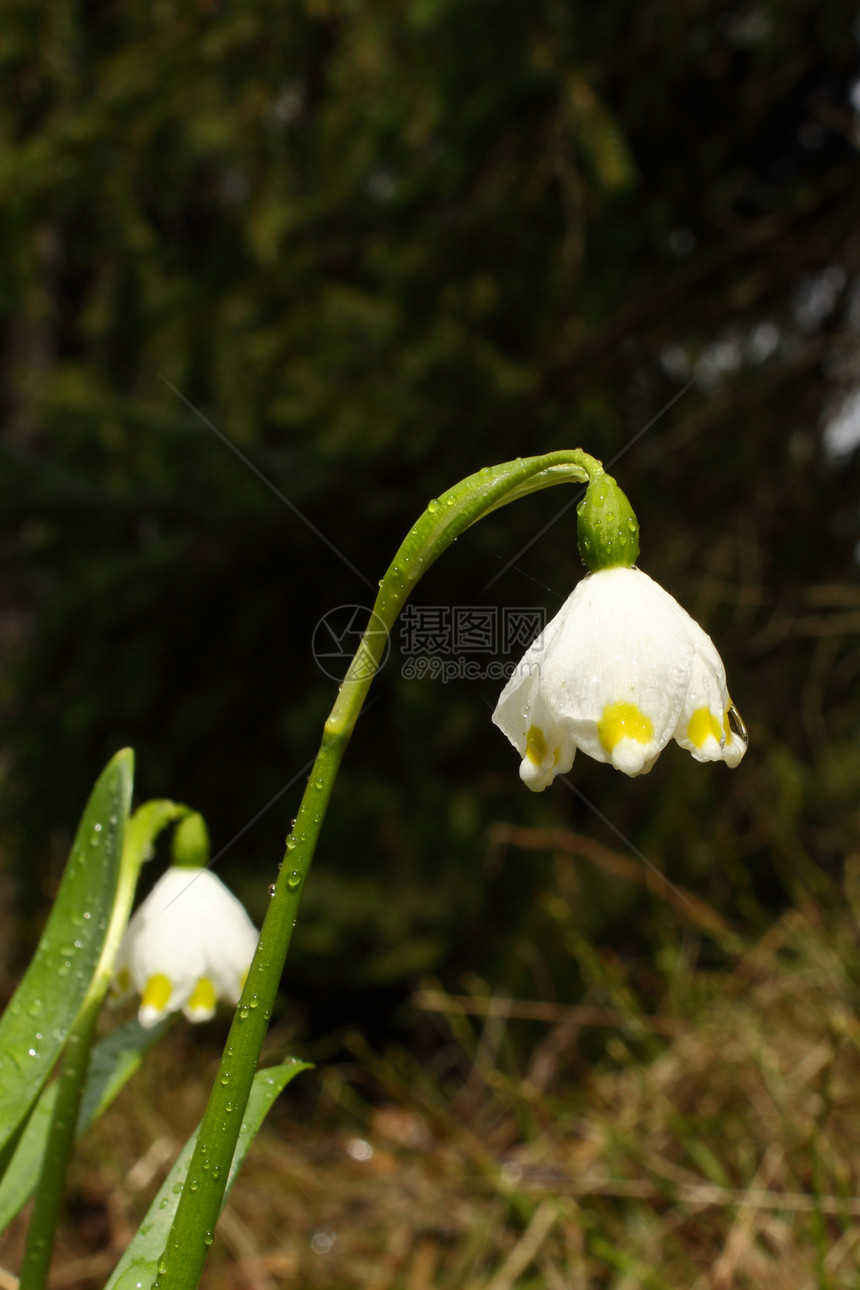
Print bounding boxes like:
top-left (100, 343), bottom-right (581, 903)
top-left (1, 0), bottom-right (859, 1042)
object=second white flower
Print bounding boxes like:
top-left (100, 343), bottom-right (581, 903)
top-left (493, 565), bottom-right (747, 790)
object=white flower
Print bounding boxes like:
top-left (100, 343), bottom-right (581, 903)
top-left (493, 566), bottom-right (747, 790)
top-left (113, 867), bottom-right (259, 1027)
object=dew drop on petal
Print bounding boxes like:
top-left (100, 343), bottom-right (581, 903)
top-left (727, 704), bottom-right (748, 746)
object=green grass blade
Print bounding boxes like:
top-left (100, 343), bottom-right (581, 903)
top-left (105, 1059), bottom-right (312, 1290)
top-left (0, 749), bottom-right (134, 1159)
top-left (0, 1017), bottom-right (169, 1233)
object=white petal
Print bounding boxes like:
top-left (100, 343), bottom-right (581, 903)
top-left (673, 618), bottom-right (747, 767)
top-left (207, 912), bottom-right (259, 1001)
top-left (673, 634), bottom-right (728, 762)
top-left (494, 665), bottom-right (575, 791)
top-left (523, 569), bottom-right (693, 776)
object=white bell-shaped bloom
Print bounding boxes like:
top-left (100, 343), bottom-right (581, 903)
top-left (494, 566), bottom-right (746, 791)
top-left (113, 867), bottom-right (259, 1027)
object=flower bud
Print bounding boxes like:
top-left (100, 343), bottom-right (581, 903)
top-left (171, 812), bottom-right (210, 869)
top-left (576, 472), bottom-right (640, 571)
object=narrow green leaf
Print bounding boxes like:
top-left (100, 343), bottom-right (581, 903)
top-left (0, 1017), bottom-right (169, 1233)
top-left (105, 1060), bottom-right (312, 1290)
top-left (0, 749), bottom-right (134, 1158)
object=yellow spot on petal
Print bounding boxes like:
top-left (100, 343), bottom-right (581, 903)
top-left (186, 977), bottom-right (217, 1019)
top-left (525, 725), bottom-right (559, 771)
top-left (597, 701), bottom-right (654, 754)
top-left (115, 968), bottom-right (131, 992)
top-left (687, 706), bottom-right (722, 749)
top-left (525, 724), bottom-right (548, 765)
top-left (141, 973), bottom-right (172, 1014)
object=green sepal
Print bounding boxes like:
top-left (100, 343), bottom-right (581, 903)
top-left (576, 471), bottom-right (640, 570)
top-left (170, 812), bottom-right (210, 868)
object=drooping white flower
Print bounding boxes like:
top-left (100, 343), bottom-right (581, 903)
top-left (113, 867), bottom-right (259, 1027)
top-left (493, 566), bottom-right (747, 790)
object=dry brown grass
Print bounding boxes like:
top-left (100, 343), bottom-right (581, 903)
top-left (3, 848), bottom-right (860, 1289)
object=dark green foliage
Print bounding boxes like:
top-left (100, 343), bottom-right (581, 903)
top-left (1, 0), bottom-right (858, 1030)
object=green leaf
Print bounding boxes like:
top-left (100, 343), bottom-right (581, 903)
top-left (105, 1059), bottom-right (312, 1290)
top-left (0, 1017), bottom-right (169, 1233)
top-left (0, 749), bottom-right (134, 1160)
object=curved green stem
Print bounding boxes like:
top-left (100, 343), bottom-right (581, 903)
top-left (153, 449), bottom-right (603, 1290)
top-left (18, 801), bottom-right (187, 1290)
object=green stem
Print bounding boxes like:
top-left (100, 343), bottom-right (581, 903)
top-left (154, 449), bottom-right (602, 1290)
top-left (18, 801), bottom-right (186, 1290)
top-left (17, 992), bottom-right (101, 1289)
